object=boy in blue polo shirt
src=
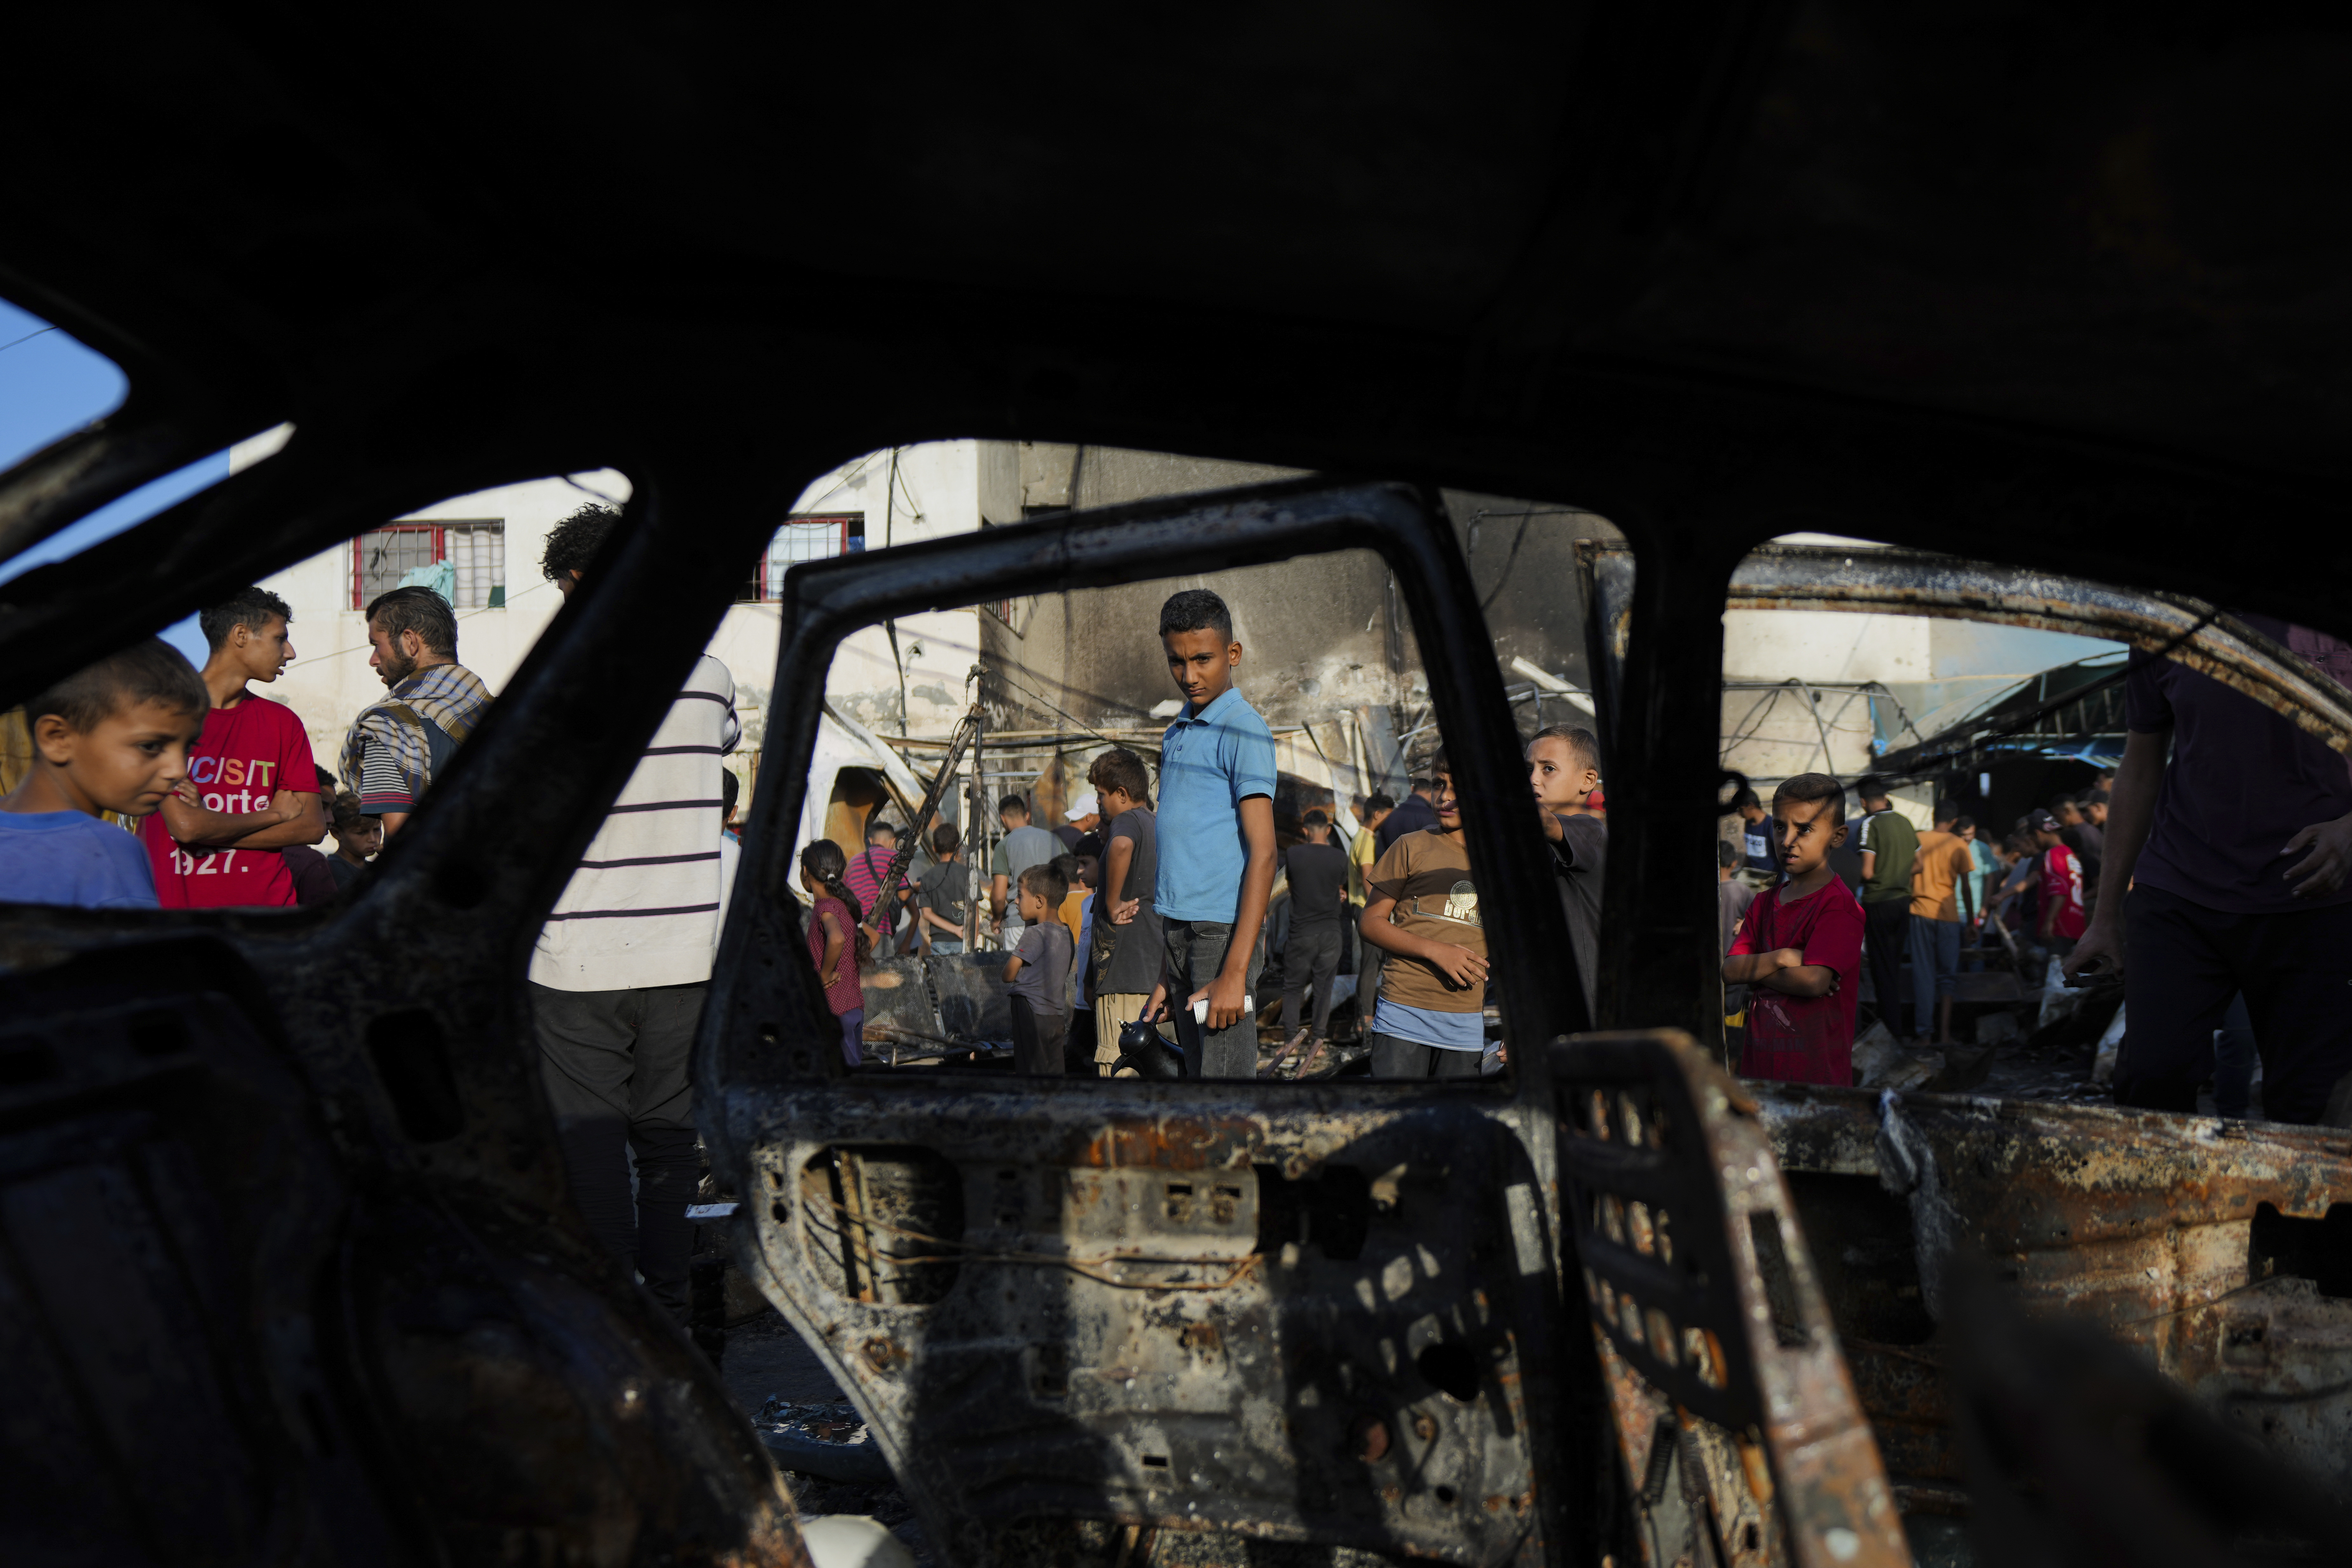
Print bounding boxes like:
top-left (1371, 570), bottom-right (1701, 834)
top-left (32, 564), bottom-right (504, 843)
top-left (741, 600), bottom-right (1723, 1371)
top-left (1143, 589), bottom-right (1278, 1077)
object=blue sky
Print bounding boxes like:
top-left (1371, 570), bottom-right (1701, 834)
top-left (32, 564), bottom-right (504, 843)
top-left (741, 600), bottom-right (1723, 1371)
top-left (0, 296), bottom-right (227, 661)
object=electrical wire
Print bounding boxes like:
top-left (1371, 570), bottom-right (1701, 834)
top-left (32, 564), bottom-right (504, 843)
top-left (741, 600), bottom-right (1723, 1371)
top-left (890, 455), bottom-right (927, 524)
top-left (809, 1193), bottom-right (1263, 1293)
top-left (283, 575), bottom-right (556, 665)
top-left (1718, 687), bottom-right (1785, 756)
top-left (559, 472), bottom-right (629, 508)
top-left (2111, 1271), bottom-right (2293, 1331)
top-left (1478, 512), bottom-right (1536, 614)
top-left (989, 665), bottom-right (1137, 751)
top-left (1874, 610), bottom-right (2216, 779)
top-left (1716, 681), bottom-right (1883, 768)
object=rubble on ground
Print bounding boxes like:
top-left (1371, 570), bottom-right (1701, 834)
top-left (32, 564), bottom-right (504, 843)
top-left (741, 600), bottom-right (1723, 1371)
top-left (724, 1315), bottom-right (930, 1562)
top-left (755, 1396), bottom-right (893, 1486)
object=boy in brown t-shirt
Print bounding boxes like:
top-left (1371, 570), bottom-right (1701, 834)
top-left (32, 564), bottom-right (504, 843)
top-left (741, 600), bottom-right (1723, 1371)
top-left (1360, 757), bottom-right (1490, 1078)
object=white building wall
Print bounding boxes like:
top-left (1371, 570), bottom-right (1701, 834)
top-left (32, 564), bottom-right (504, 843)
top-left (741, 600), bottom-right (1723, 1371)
top-left (1722, 608), bottom-right (1932, 688)
top-left (1721, 591), bottom-right (2125, 838)
top-left (727, 440), bottom-right (991, 743)
top-left (239, 438), bottom-right (989, 800)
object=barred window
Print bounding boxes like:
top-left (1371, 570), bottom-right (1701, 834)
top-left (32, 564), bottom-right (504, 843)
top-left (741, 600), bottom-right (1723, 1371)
top-left (352, 519), bottom-right (506, 609)
top-left (740, 513), bottom-right (863, 601)
top-left (446, 523), bottom-right (506, 609)
top-left (352, 524), bottom-right (439, 608)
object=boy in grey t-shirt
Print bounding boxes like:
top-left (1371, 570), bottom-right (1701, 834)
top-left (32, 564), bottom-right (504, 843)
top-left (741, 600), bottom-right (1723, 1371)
top-left (1003, 862), bottom-right (1074, 1074)
top-left (1090, 746), bottom-right (1163, 1074)
top-left (990, 793), bottom-right (1061, 947)
top-left (915, 822), bottom-right (970, 954)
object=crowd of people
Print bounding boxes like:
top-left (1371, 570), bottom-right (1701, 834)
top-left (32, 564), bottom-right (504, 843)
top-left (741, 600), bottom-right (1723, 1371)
top-left (799, 574), bottom-right (2352, 1129)
top-left (0, 559), bottom-right (1601, 1105)
top-left (0, 571), bottom-right (504, 916)
top-left (809, 588), bottom-right (1618, 1084)
top-left (1718, 607), bottom-right (2352, 1133)
top-left (1718, 771), bottom-right (2125, 1087)
top-left (0, 504), bottom-right (742, 1323)
top-left (22, 529), bottom-right (2350, 1319)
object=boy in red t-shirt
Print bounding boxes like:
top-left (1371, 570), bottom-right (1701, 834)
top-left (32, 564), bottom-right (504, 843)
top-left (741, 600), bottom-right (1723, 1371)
top-left (139, 587), bottom-right (327, 909)
top-left (1722, 772), bottom-right (1867, 1085)
top-left (2027, 808), bottom-right (2086, 955)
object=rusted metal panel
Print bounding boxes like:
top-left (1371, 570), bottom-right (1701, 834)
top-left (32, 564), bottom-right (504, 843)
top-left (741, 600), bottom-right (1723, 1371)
top-left (1070, 1115), bottom-right (1271, 1173)
top-left (726, 1083), bottom-right (1560, 1564)
top-left (1944, 1266), bottom-right (2352, 1565)
top-left (1760, 1084), bottom-right (2352, 1500)
top-left (855, 957), bottom-right (941, 1049)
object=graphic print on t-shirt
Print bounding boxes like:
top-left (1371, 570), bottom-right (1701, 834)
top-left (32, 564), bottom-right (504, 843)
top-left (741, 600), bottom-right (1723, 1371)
top-left (1367, 831), bottom-right (1487, 1014)
top-left (1392, 879), bottom-right (1481, 929)
top-left (139, 696), bottom-right (318, 910)
top-left (2039, 843), bottom-right (2086, 940)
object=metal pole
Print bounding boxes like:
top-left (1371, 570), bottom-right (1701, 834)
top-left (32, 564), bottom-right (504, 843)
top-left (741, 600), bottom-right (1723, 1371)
top-left (962, 760), bottom-right (980, 951)
top-left (867, 705), bottom-right (981, 933)
top-left (1790, 677), bottom-right (1839, 775)
top-left (970, 688), bottom-right (986, 949)
top-left (964, 666), bottom-right (985, 950)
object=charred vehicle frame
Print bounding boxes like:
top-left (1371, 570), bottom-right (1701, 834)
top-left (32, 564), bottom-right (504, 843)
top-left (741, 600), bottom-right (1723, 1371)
top-left (7, 6), bottom-right (2352, 1564)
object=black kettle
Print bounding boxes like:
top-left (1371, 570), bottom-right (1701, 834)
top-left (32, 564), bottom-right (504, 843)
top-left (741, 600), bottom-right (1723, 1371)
top-left (1113, 1016), bottom-right (1185, 1079)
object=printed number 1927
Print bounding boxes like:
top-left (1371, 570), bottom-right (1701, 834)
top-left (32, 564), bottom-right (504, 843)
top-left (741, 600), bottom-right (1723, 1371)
top-left (171, 849), bottom-right (238, 875)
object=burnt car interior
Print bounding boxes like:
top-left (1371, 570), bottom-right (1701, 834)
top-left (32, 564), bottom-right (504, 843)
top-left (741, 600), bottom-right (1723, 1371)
top-left (6, 6), bottom-right (2352, 1566)
top-left (715, 481), bottom-right (1587, 1564)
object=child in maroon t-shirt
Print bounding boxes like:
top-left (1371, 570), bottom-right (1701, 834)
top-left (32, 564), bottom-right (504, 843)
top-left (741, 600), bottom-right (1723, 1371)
top-left (1723, 773), bottom-right (1867, 1085)
top-left (800, 841), bottom-right (872, 1066)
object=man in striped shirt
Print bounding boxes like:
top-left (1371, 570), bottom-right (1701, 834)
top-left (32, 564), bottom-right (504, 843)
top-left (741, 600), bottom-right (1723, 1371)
top-left (529, 505), bottom-right (740, 1322)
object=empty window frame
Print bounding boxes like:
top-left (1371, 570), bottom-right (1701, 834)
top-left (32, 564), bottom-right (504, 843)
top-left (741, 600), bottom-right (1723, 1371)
top-left (353, 520), bottom-right (506, 610)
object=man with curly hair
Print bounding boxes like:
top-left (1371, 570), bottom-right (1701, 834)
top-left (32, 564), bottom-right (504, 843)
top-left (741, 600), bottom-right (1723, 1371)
top-left (529, 503), bottom-right (740, 1324)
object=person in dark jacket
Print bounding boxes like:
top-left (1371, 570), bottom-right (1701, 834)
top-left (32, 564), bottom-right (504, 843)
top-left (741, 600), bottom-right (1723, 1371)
top-left (1530, 725), bottom-right (1606, 1030)
top-left (1375, 775), bottom-right (1439, 854)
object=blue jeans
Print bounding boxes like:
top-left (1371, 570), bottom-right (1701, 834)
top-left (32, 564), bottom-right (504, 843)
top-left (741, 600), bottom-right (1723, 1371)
top-left (1162, 919), bottom-right (1264, 1078)
top-left (1369, 1032), bottom-right (1482, 1079)
top-left (1906, 914), bottom-right (1961, 1037)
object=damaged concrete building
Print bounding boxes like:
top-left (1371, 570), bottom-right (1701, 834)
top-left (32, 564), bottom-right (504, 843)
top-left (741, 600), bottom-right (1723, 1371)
top-left (799, 440), bottom-right (1616, 865)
